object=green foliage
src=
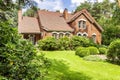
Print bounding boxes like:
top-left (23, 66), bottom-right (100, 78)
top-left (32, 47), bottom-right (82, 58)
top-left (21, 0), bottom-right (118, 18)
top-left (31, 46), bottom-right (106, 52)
top-left (83, 55), bottom-right (105, 61)
top-left (0, 21), bottom-right (50, 79)
top-left (70, 36), bottom-right (90, 50)
top-left (88, 46), bottom-right (99, 55)
top-left (75, 0), bottom-right (114, 21)
top-left (38, 37), bottom-right (59, 51)
top-left (59, 37), bottom-right (70, 50)
top-left (99, 47), bottom-right (107, 54)
top-left (107, 39), bottom-right (120, 63)
top-left (23, 6), bottom-right (39, 17)
top-left (75, 47), bottom-right (90, 57)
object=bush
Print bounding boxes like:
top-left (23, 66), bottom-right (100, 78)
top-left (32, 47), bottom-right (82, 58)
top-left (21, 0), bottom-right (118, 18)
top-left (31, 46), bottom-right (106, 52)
top-left (0, 39), bottom-right (50, 80)
top-left (107, 39), bottom-right (120, 63)
top-left (70, 36), bottom-right (90, 50)
top-left (59, 37), bottom-right (70, 50)
top-left (75, 47), bottom-right (90, 57)
top-left (38, 37), bottom-right (59, 50)
top-left (88, 46), bottom-right (99, 55)
top-left (0, 22), bottom-right (50, 79)
top-left (83, 55), bottom-right (104, 61)
top-left (99, 47), bottom-right (107, 54)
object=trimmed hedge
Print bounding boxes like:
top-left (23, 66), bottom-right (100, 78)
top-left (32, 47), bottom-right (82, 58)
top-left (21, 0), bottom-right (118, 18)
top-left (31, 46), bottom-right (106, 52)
top-left (75, 47), bottom-right (90, 57)
top-left (70, 36), bottom-right (90, 50)
top-left (99, 47), bottom-right (107, 54)
top-left (88, 46), bottom-right (99, 55)
top-left (59, 37), bottom-right (70, 50)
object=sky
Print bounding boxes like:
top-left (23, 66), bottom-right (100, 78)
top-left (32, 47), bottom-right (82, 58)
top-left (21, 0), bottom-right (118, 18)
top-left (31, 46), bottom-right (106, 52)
top-left (33, 0), bottom-right (115, 13)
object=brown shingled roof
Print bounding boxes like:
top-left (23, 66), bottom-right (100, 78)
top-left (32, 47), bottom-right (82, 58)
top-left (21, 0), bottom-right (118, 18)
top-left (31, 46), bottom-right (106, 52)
top-left (18, 17), bottom-right (40, 33)
top-left (38, 10), bottom-right (73, 32)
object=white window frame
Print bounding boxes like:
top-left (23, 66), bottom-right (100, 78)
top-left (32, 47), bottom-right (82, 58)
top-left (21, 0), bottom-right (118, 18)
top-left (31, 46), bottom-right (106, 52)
top-left (65, 32), bottom-right (71, 37)
top-left (92, 33), bottom-right (97, 43)
top-left (83, 32), bottom-right (88, 37)
top-left (78, 19), bottom-right (87, 29)
top-left (52, 32), bottom-right (58, 39)
top-left (77, 32), bottom-right (83, 36)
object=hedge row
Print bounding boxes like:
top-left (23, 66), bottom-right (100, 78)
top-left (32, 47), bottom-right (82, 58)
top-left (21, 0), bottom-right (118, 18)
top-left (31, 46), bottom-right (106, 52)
top-left (75, 46), bottom-right (100, 57)
top-left (37, 36), bottom-right (98, 50)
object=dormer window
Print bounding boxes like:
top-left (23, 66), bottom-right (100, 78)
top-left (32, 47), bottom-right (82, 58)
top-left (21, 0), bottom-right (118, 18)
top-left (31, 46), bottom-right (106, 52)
top-left (78, 20), bottom-right (86, 29)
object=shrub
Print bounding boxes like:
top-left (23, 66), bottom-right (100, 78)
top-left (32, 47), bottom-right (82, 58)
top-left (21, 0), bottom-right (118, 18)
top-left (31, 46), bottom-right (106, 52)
top-left (59, 37), bottom-right (70, 50)
top-left (70, 36), bottom-right (90, 50)
top-left (99, 47), bottom-right (107, 54)
top-left (0, 22), bottom-right (50, 79)
top-left (0, 39), bottom-right (50, 80)
top-left (38, 37), bottom-right (59, 50)
top-left (88, 46), bottom-right (99, 55)
top-left (83, 55), bottom-right (104, 61)
top-left (75, 47), bottom-right (90, 57)
top-left (107, 39), bottom-right (120, 63)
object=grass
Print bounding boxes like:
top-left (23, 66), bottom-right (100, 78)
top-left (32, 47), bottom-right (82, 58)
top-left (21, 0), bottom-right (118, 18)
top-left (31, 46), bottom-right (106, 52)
top-left (38, 51), bottom-right (120, 80)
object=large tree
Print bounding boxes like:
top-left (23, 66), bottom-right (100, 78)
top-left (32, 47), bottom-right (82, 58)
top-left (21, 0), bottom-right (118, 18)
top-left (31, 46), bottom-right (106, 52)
top-left (0, 0), bottom-right (50, 79)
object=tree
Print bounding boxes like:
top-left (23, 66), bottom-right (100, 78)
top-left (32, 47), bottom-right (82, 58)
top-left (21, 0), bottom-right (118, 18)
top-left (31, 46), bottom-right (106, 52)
top-left (23, 6), bottom-right (40, 17)
top-left (0, 0), bottom-right (50, 79)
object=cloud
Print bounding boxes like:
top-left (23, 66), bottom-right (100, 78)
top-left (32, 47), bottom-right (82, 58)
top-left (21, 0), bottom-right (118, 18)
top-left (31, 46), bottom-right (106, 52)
top-left (70, 0), bottom-right (85, 7)
top-left (34, 0), bottom-right (64, 12)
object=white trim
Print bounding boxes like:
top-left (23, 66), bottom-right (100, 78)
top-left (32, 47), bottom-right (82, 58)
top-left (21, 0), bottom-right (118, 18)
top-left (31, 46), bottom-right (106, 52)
top-left (79, 19), bottom-right (86, 21)
top-left (92, 33), bottom-right (96, 35)
top-left (83, 32), bottom-right (88, 36)
top-left (77, 32), bottom-right (83, 36)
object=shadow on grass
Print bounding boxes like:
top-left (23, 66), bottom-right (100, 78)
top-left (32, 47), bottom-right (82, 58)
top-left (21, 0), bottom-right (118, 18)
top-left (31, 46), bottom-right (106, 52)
top-left (45, 59), bottom-right (92, 80)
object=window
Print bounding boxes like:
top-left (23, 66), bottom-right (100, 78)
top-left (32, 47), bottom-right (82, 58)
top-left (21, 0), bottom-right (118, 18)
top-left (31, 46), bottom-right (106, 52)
top-left (78, 20), bottom-right (86, 29)
top-left (77, 32), bottom-right (82, 36)
top-left (92, 33), bottom-right (96, 43)
top-left (52, 33), bottom-right (57, 39)
top-left (83, 34), bottom-right (87, 37)
top-left (65, 33), bottom-right (70, 37)
top-left (59, 33), bottom-right (64, 38)
top-left (29, 34), bottom-right (35, 44)
top-left (83, 32), bottom-right (88, 37)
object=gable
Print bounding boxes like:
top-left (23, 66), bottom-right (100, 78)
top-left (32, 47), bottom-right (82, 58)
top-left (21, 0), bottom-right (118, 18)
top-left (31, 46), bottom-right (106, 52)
top-left (67, 9), bottom-right (103, 32)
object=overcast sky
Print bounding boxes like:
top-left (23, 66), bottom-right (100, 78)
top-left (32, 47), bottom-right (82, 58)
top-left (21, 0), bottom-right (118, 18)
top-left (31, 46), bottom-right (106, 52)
top-left (33, 0), bottom-right (115, 13)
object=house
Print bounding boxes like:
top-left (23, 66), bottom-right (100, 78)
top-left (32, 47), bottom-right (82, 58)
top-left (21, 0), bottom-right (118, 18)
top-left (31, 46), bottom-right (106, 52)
top-left (18, 9), bottom-right (103, 44)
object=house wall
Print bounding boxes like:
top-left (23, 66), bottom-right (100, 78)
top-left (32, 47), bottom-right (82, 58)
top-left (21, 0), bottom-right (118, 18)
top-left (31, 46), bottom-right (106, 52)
top-left (69, 14), bottom-right (102, 44)
top-left (41, 30), bottom-right (73, 39)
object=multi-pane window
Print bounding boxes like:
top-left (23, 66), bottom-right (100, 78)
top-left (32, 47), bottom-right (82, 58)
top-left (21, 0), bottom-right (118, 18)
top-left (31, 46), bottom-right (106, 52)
top-left (29, 34), bottom-right (35, 44)
top-left (52, 33), bottom-right (57, 39)
top-left (78, 20), bottom-right (86, 29)
top-left (65, 33), bottom-right (70, 37)
top-left (83, 34), bottom-right (87, 37)
top-left (92, 34), bottom-right (96, 43)
top-left (78, 33), bottom-right (82, 36)
top-left (59, 33), bottom-right (64, 38)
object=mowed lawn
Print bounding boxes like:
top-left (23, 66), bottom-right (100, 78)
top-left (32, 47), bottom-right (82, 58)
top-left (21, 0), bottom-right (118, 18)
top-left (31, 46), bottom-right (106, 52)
top-left (38, 51), bottom-right (120, 80)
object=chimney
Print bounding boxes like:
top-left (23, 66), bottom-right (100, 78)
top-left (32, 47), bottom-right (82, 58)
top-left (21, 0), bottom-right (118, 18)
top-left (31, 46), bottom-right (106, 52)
top-left (18, 10), bottom-right (22, 23)
top-left (63, 8), bottom-right (68, 20)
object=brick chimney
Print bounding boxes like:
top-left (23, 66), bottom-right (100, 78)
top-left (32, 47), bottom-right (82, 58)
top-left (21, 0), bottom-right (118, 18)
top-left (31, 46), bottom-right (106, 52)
top-left (18, 10), bottom-right (22, 23)
top-left (63, 8), bottom-right (68, 20)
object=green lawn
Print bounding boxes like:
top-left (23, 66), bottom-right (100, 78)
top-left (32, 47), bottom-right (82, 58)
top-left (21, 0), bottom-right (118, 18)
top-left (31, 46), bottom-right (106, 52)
top-left (38, 51), bottom-right (120, 80)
